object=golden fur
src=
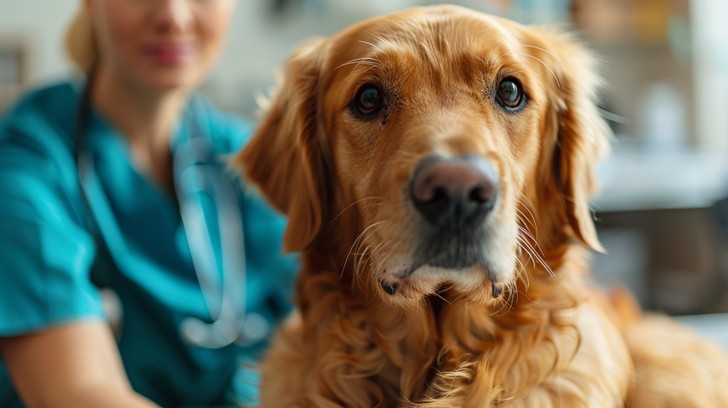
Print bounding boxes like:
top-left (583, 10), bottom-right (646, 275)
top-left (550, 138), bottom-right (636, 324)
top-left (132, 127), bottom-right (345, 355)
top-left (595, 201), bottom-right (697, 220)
top-left (236, 5), bottom-right (728, 407)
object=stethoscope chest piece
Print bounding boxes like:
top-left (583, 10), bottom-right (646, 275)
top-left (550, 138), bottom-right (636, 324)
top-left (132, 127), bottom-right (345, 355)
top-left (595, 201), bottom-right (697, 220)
top-left (180, 312), bottom-right (270, 349)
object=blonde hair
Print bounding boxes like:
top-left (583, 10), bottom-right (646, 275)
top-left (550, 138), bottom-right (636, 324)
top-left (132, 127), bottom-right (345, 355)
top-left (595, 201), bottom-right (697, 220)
top-left (64, 6), bottom-right (97, 74)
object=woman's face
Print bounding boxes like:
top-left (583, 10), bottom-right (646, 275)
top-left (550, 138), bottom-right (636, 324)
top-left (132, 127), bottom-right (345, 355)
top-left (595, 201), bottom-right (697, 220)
top-left (88, 0), bottom-right (235, 91)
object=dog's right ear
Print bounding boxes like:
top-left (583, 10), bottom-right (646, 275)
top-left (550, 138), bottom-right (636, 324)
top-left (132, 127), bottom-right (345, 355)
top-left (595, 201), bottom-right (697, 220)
top-left (524, 27), bottom-right (610, 253)
top-left (234, 38), bottom-right (329, 252)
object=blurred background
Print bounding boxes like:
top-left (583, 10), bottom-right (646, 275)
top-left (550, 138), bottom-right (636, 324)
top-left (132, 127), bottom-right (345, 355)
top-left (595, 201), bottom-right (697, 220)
top-left (1, 0), bottom-right (727, 322)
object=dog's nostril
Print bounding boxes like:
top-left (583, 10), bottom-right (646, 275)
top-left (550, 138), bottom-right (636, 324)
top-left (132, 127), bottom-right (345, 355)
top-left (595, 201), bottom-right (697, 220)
top-left (428, 186), bottom-right (448, 203)
top-left (469, 185), bottom-right (494, 205)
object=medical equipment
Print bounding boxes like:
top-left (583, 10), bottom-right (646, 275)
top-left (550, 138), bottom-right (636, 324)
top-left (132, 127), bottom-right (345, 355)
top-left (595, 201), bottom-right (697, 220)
top-left (74, 77), bottom-right (265, 349)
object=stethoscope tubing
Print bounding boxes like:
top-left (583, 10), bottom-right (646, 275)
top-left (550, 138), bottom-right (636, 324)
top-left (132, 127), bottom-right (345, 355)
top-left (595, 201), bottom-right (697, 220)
top-left (74, 74), bottom-right (257, 349)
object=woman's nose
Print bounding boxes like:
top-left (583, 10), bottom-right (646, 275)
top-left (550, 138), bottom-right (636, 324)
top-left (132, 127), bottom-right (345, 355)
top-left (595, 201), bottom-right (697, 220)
top-left (153, 0), bottom-right (195, 33)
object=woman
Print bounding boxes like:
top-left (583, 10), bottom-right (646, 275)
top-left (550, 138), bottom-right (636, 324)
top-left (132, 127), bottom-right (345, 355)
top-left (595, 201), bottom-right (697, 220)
top-left (0, 0), bottom-right (297, 406)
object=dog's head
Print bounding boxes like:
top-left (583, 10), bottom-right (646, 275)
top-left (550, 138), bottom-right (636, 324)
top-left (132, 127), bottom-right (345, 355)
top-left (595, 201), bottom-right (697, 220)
top-left (238, 5), bottom-right (609, 305)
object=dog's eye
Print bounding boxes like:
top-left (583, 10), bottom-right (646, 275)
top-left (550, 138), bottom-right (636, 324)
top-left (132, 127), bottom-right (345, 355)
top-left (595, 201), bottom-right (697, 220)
top-left (352, 84), bottom-right (385, 119)
top-left (495, 78), bottom-right (525, 111)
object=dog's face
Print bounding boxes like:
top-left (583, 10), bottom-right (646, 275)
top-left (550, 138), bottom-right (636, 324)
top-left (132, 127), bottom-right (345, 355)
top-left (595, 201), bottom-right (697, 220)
top-left (240, 6), bottom-right (609, 305)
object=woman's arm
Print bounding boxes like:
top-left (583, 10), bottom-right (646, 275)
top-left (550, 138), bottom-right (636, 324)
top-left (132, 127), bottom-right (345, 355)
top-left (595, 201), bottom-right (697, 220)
top-left (0, 320), bottom-right (156, 408)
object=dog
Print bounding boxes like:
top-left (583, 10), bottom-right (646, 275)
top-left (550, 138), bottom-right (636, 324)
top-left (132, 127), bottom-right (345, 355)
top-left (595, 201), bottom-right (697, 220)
top-left (236, 5), bottom-right (728, 407)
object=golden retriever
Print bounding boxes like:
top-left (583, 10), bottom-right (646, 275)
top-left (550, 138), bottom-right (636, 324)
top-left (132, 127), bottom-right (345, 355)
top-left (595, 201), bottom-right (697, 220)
top-left (236, 5), bottom-right (728, 407)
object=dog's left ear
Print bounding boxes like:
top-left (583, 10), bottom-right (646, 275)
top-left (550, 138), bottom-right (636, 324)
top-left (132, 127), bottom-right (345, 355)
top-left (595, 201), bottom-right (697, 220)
top-left (531, 28), bottom-right (610, 252)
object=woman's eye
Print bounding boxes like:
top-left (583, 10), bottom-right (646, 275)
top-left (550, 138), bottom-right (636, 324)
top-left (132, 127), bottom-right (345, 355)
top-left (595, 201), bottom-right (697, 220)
top-left (351, 84), bottom-right (385, 119)
top-left (495, 78), bottom-right (525, 111)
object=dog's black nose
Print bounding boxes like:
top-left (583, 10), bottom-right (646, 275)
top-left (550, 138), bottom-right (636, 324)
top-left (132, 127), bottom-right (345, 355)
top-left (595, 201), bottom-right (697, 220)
top-left (409, 155), bottom-right (498, 231)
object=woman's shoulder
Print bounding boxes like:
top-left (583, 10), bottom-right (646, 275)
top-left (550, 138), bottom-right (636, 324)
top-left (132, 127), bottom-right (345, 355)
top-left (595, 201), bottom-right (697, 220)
top-left (188, 94), bottom-right (253, 154)
top-left (1, 80), bottom-right (81, 150)
top-left (0, 80), bottom-right (82, 200)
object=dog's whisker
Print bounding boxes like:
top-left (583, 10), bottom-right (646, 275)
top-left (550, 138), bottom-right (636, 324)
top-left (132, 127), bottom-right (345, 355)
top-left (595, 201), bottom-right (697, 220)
top-left (328, 197), bottom-right (383, 227)
top-left (514, 255), bottom-right (531, 291)
top-left (352, 244), bottom-right (372, 278)
top-left (447, 287), bottom-right (470, 305)
top-left (490, 279), bottom-right (517, 315)
top-left (516, 195), bottom-right (538, 223)
top-left (506, 279), bottom-right (519, 304)
top-left (517, 292), bottom-right (532, 311)
top-left (356, 240), bottom-right (387, 283)
top-left (516, 235), bottom-right (554, 277)
top-left (335, 56), bottom-right (382, 71)
top-left (341, 220), bottom-right (386, 284)
top-left (431, 290), bottom-right (453, 307)
top-left (522, 44), bottom-right (561, 62)
top-left (517, 225), bottom-right (538, 242)
top-left (523, 53), bottom-right (561, 88)
top-left (491, 288), bottom-right (515, 316)
top-left (516, 238), bottom-right (537, 269)
top-left (518, 236), bottom-right (553, 276)
top-left (495, 299), bottom-right (513, 316)
top-left (517, 288), bottom-right (535, 304)
top-left (515, 210), bottom-right (537, 235)
top-left (357, 39), bottom-right (381, 51)
top-left (355, 234), bottom-right (390, 275)
top-left (517, 241), bottom-right (553, 278)
top-left (516, 198), bottom-right (540, 244)
top-left (515, 232), bottom-right (544, 260)
top-left (490, 299), bottom-right (507, 316)
top-left (517, 225), bottom-right (549, 261)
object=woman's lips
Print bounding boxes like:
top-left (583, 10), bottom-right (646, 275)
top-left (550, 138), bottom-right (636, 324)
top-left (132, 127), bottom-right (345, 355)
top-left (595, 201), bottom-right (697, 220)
top-left (145, 43), bottom-right (194, 65)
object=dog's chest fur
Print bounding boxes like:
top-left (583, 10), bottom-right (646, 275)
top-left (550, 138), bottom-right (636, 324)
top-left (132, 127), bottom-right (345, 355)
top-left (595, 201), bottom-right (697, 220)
top-left (293, 266), bottom-right (592, 405)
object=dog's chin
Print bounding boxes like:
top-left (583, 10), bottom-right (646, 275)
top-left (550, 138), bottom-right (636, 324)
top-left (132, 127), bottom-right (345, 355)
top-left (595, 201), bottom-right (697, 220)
top-left (377, 263), bottom-right (511, 305)
top-left (374, 230), bottom-right (519, 304)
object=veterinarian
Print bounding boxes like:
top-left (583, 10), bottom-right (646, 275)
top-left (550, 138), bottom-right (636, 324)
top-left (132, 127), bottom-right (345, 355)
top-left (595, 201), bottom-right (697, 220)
top-left (0, 0), bottom-right (297, 406)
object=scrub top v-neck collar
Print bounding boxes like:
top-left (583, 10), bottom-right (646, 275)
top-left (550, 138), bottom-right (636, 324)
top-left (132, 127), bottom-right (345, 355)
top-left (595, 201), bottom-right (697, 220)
top-left (81, 106), bottom-right (208, 316)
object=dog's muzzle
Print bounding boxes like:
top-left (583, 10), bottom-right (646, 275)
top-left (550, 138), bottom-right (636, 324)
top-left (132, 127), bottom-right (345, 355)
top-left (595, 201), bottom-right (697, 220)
top-left (406, 154), bottom-right (500, 272)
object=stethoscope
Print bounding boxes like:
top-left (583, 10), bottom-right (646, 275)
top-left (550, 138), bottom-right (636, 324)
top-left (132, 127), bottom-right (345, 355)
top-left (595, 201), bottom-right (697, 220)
top-left (74, 72), bottom-right (268, 349)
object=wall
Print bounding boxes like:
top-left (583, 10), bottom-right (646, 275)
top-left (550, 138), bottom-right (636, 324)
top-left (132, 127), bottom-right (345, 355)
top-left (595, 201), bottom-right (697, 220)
top-left (0, 1), bottom-right (426, 118)
top-left (0, 1), bottom-right (76, 86)
top-left (0, 1), bottom-right (570, 119)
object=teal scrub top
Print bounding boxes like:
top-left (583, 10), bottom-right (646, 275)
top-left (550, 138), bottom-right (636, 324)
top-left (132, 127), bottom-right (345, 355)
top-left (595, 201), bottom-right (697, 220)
top-left (0, 81), bottom-right (298, 407)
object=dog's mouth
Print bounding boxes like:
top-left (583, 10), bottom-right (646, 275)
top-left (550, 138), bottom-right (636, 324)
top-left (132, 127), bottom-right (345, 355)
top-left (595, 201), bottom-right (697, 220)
top-left (375, 217), bottom-right (516, 302)
top-left (378, 248), bottom-right (504, 300)
top-left (374, 154), bottom-right (515, 302)
top-left (379, 268), bottom-right (503, 299)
